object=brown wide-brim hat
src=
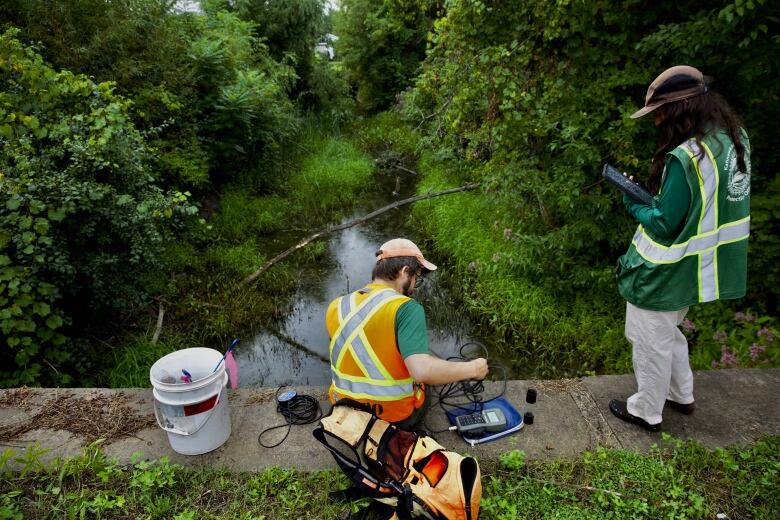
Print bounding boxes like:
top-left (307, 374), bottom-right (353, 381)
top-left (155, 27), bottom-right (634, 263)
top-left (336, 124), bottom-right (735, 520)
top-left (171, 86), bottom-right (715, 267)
top-left (631, 65), bottom-right (709, 119)
top-left (375, 238), bottom-right (437, 272)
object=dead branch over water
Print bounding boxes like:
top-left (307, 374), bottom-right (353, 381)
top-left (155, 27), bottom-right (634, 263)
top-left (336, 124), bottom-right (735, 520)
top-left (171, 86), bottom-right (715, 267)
top-left (241, 183), bottom-right (480, 286)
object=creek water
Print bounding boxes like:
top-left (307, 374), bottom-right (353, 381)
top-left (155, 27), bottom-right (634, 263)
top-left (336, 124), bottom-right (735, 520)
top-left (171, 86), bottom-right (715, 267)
top-left (235, 170), bottom-right (513, 388)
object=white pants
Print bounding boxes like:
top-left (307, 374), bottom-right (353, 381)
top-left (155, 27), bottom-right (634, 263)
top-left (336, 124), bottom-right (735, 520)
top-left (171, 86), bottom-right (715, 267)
top-left (625, 302), bottom-right (694, 425)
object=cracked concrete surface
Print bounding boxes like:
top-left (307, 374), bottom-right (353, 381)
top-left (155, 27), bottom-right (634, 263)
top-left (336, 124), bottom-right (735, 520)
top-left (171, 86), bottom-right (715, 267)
top-left (1, 368), bottom-right (777, 472)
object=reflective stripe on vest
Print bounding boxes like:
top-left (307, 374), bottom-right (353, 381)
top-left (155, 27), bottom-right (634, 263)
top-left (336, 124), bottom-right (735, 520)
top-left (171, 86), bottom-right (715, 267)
top-left (329, 288), bottom-right (413, 401)
top-left (631, 140), bottom-right (750, 302)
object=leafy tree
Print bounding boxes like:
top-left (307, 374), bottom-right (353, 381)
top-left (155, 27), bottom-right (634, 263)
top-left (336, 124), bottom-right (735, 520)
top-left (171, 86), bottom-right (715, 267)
top-left (187, 10), bottom-right (298, 184)
top-left (1, 0), bottom-right (308, 190)
top-left (0, 0), bottom-right (210, 190)
top-left (206, 0), bottom-right (337, 109)
top-left (334, 0), bottom-right (440, 111)
top-left (0, 30), bottom-right (196, 385)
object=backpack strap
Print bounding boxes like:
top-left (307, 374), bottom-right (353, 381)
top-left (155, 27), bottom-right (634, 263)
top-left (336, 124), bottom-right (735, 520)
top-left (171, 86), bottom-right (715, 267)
top-left (312, 426), bottom-right (403, 498)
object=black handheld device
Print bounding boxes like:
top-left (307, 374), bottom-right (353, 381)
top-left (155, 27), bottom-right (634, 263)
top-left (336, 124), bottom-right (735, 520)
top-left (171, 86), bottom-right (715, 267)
top-left (602, 164), bottom-right (654, 206)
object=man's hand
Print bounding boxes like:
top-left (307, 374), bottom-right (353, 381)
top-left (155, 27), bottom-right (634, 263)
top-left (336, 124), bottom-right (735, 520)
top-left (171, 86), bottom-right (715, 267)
top-left (405, 353), bottom-right (489, 386)
top-left (470, 358), bottom-right (489, 380)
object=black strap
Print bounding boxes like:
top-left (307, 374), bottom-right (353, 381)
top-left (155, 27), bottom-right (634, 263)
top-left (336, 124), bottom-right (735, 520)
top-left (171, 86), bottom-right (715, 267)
top-left (398, 484), bottom-right (415, 520)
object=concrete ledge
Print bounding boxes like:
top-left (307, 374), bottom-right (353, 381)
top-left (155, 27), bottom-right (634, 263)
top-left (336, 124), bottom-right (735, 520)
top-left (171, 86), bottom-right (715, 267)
top-left (1, 368), bottom-right (778, 472)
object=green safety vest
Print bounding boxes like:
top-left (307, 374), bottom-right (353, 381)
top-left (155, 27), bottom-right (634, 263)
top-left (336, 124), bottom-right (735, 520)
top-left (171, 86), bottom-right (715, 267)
top-left (617, 130), bottom-right (751, 311)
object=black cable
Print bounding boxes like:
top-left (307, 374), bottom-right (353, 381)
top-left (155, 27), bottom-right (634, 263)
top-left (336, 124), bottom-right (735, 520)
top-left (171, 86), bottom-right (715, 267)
top-left (258, 386), bottom-right (323, 449)
top-left (423, 342), bottom-right (509, 433)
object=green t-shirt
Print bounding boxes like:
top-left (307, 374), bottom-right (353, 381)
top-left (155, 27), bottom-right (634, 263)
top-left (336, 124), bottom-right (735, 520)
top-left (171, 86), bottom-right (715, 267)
top-left (623, 156), bottom-right (690, 240)
top-left (395, 300), bottom-right (429, 358)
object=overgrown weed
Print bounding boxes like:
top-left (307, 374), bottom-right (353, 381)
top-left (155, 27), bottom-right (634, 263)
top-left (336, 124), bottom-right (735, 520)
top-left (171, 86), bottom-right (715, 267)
top-left (1, 437), bottom-right (776, 519)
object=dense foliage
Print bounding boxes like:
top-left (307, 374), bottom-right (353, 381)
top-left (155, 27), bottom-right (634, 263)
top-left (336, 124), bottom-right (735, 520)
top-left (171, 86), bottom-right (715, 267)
top-left (0, 1), bottom-right (353, 385)
top-left (0, 30), bottom-right (197, 385)
top-left (1, 0), bottom-right (777, 385)
top-left (334, 0), bottom-right (439, 111)
top-left (395, 0), bottom-right (780, 374)
top-left (1, 0), bottom-right (348, 191)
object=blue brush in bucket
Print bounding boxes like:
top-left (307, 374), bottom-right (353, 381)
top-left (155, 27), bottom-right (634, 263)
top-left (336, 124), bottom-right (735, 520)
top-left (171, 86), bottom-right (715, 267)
top-left (213, 338), bottom-right (239, 373)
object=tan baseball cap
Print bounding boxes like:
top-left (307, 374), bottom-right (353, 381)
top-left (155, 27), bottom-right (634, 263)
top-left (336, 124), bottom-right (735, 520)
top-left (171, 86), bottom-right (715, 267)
top-left (630, 65), bottom-right (708, 119)
top-left (375, 238), bottom-right (437, 271)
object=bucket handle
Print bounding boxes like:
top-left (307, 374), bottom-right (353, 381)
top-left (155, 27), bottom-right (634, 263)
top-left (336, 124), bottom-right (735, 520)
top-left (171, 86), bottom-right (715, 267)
top-left (154, 373), bottom-right (228, 436)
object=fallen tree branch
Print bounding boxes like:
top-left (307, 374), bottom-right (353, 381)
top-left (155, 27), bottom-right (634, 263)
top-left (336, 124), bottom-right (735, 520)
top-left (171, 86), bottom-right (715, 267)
top-left (389, 163), bottom-right (419, 176)
top-left (266, 328), bottom-right (329, 363)
top-left (242, 183), bottom-right (480, 285)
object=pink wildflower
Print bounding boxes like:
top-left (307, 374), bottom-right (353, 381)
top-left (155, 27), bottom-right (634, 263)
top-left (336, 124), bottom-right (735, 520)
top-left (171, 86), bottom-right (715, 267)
top-left (757, 327), bottom-right (775, 342)
top-left (720, 345), bottom-right (738, 367)
top-left (711, 360), bottom-right (719, 369)
top-left (749, 343), bottom-right (766, 361)
top-left (734, 311), bottom-right (755, 322)
top-left (503, 228), bottom-right (513, 239)
top-left (681, 318), bottom-right (696, 333)
top-left (713, 330), bottom-right (728, 343)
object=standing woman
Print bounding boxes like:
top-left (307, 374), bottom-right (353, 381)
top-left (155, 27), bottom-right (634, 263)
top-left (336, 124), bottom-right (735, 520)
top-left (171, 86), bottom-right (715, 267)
top-left (611, 65), bottom-right (751, 431)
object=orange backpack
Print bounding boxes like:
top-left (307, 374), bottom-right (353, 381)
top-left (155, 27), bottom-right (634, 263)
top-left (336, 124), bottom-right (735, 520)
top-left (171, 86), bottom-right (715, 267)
top-left (313, 401), bottom-right (482, 520)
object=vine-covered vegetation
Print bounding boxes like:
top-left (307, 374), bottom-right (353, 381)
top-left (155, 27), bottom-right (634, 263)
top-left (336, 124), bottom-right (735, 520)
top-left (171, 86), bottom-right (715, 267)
top-left (337, 0), bottom-right (780, 375)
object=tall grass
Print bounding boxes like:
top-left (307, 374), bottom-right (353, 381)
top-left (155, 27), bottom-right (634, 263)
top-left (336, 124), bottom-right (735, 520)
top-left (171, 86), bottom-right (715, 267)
top-left (284, 136), bottom-right (374, 220)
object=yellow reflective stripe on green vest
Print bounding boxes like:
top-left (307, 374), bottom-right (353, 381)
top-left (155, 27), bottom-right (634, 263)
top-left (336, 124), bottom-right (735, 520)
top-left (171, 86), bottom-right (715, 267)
top-left (329, 288), bottom-right (413, 400)
top-left (632, 139), bottom-right (750, 303)
top-left (632, 217), bottom-right (750, 263)
top-left (689, 141), bottom-right (718, 301)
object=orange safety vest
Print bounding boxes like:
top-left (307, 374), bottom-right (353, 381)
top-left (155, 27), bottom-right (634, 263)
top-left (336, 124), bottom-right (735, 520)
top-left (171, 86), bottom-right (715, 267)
top-left (326, 283), bottom-right (426, 423)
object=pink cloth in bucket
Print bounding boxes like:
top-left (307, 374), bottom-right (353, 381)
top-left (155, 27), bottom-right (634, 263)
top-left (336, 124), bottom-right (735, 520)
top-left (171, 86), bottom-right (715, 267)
top-left (225, 350), bottom-right (238, 389)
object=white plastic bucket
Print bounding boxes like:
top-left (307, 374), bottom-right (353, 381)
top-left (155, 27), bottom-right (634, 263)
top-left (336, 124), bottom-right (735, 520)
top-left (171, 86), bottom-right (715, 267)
top-left (150, 348), bottom-right (232, 455)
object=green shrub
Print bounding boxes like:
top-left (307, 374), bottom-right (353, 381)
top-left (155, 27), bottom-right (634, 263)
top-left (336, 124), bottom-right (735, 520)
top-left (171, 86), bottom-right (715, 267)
top-left (189, 11), bottom-right (298, 186)
top-left (0, 30), bottom-right (196, 386)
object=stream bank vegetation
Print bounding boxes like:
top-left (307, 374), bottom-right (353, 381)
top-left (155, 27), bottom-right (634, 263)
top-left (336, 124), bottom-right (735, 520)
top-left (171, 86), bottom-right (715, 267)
top-left (335, 0), bottom-right (780, 377)
top-left (0, 435), bottom-right (777, 519)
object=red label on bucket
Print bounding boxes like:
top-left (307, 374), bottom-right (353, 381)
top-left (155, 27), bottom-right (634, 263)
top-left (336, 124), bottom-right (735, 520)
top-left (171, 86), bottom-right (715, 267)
top-left (183, 395), bottom-right (218, 416)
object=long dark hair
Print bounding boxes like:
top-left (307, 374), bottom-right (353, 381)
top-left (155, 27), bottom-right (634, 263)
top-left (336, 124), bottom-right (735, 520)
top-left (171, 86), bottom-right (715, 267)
top-left (648, 91), bottom-right (746, 194)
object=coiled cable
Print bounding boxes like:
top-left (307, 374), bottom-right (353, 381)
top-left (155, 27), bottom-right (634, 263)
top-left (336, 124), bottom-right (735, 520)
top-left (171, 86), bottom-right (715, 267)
top-left (258, 386), bottom-right (323, 448)
top-left (424, 342), bottom-right (508, 433)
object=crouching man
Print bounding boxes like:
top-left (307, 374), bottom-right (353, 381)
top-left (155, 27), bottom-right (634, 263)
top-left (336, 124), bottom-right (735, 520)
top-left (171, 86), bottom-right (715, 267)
top-left (326, 238), bottom-right (488, 429)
